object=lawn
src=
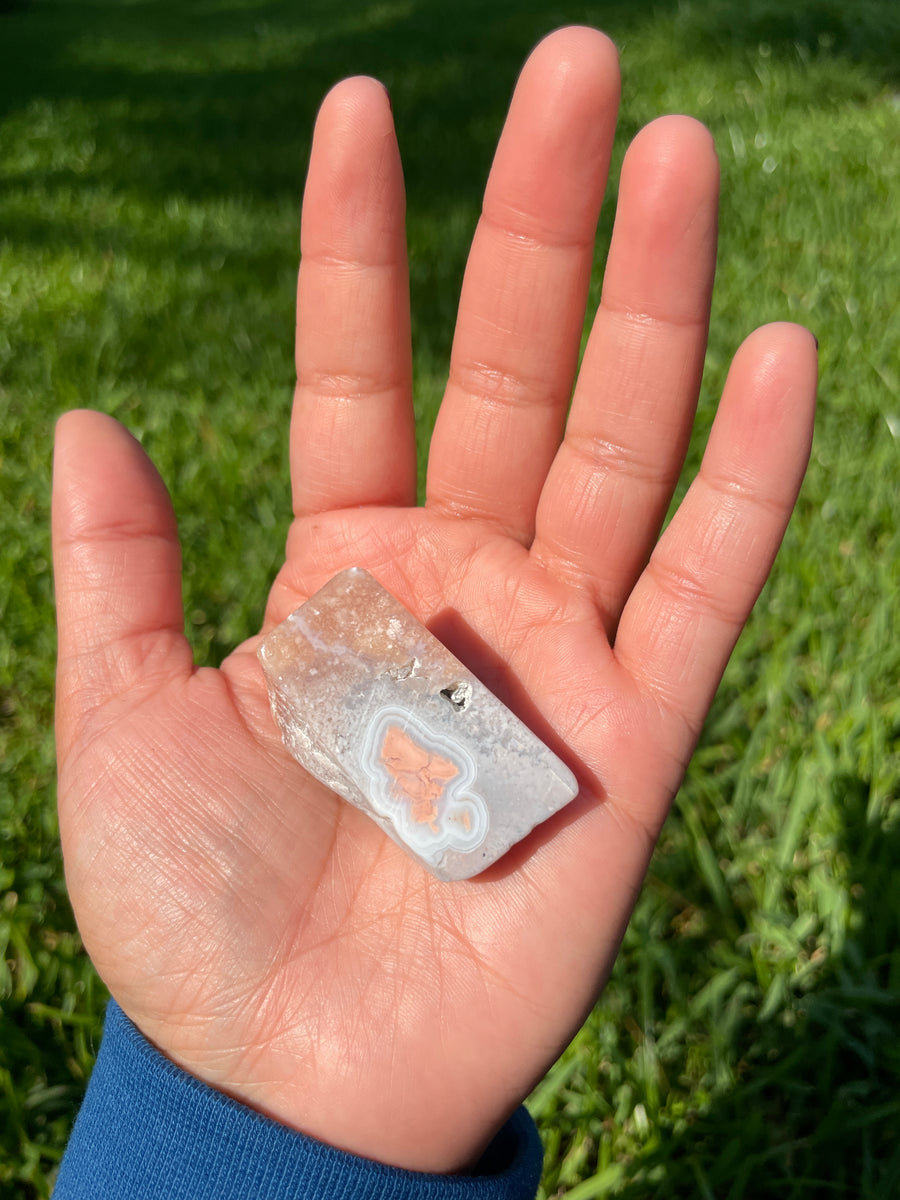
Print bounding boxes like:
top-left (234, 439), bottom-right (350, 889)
top-left (1, 0), bottom-right (899, 1196)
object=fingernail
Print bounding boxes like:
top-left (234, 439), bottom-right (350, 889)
top-left (813, 334), bottom-right (819, 351)
top-left (382, 82), bottom-right (392, 113)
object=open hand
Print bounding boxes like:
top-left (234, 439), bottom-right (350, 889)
top-left (52, 27), bottom-right (816, 1174)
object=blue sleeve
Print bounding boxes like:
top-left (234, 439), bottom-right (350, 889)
top-left (53, 1000), bottom-right (543, 1200)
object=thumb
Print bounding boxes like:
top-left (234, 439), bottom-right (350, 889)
top-left (52, 410), bottom-right (192, 762)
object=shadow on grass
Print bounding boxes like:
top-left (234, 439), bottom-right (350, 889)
top-left (1, 0), bottom-right (898, 211)
top-left (2, 0), bottom-right (896, 417)
top-left (2, 0), bottom-right (896, 397)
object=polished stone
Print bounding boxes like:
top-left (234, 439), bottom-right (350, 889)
top-left (258, 568), bottom-right (578, 880)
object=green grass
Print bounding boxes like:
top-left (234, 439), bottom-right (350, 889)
top-left (1, 0), bottom-right (899, 1196)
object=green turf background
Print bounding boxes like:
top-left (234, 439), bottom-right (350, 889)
top-left (1, 1), bottom-right (899, 1196)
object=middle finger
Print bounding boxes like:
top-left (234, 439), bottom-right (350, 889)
top-left (425, 27), bottom-right (620, 542)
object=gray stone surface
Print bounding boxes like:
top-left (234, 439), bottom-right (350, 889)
top-left (258, 568), bottom-right (578, 880)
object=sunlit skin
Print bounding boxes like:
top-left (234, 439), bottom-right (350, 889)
top-left (52, 27), bottom-right (816, 1175)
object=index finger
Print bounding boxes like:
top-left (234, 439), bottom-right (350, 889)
top-left (291, 76), bottom-right (416, 519)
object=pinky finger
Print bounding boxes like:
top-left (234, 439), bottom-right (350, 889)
top-left (614, 323), bottom-right (817, 744)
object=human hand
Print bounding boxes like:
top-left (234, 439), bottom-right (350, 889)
top-left (52, 27), bottom-right (816, 1175)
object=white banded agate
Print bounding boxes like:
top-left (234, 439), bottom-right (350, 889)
top-left (258, 568), bottom-right (578, 881)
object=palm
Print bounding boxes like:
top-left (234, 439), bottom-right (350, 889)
top-left (53, 29), bottom-right (816, 1175)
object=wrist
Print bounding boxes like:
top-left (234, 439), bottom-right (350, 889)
top-left (55, 999), bottom-right (544, 1199)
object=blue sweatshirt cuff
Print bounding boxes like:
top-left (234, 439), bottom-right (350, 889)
top-left (54, 1000), bottom-right (543, 1199)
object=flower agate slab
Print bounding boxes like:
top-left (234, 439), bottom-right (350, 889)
top-left (258, 568), bottom-right (578, 881)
